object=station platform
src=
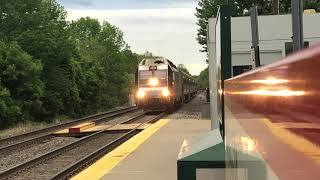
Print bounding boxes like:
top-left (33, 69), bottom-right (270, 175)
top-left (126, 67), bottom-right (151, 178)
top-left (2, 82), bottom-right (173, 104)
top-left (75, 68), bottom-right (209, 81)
top-left (72, 94), bottom-right (211, 180)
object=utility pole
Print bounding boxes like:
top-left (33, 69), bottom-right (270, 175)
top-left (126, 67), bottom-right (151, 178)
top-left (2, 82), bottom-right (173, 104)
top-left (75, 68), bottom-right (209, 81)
top-left (250, 6), bottom-right (261, 68)
top-left (273, 0), bottom-right (279, 15)
top-left (292, 0), bottom-right (304, 51)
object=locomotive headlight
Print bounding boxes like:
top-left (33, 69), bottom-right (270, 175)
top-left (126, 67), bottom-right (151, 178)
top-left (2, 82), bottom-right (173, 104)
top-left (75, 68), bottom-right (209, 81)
top-left (137, 89), bottom-right (145, 98)
top-left (162, 89), bottom-right (170, 97)
top-left (148, 78), bottom-right (159, 86)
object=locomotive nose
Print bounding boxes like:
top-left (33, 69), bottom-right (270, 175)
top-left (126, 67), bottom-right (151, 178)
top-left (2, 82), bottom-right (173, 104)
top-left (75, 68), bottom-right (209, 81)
top-left (137, 89), bottom-right (145, 98)
top-left (148, 78), bottom-right (159, 86)
top-left (162, 88), bottom-right (170, 97)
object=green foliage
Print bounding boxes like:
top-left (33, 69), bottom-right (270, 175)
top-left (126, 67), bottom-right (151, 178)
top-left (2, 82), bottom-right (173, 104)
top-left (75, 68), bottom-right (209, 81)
top-left (0, 1), bottom-right (140, 129)
top-left (0, 82), bottom-right (21, 128)
top-left (305, 0), bottom-right (320, 12)
top-left (0, 41), bottom-right (43, 128)
top-left (196, 67), bottom-right (209, 89)
top-left (69, 17), bottom-right (139, 115)
top-left (177, 64), bottom-right (192, 76)
top-left (0, 0), bottom-right (81, 119)
top-left (195, 0), bottom-right (225, 52)
top-left (196, 0), bottom-right (320, 52)
top-left (136, 51), bottom-right (161, 63)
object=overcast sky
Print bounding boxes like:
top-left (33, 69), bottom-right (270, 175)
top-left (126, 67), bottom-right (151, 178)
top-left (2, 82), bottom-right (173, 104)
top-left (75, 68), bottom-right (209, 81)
top-left (57, 0), bottom-right (207, 75)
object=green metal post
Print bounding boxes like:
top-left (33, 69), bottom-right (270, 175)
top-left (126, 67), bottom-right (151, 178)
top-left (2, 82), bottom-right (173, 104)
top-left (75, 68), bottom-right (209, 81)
top-left (217, 5), bottom-right (232, 139)
top-left (176, 5), bottom-right (231, 180)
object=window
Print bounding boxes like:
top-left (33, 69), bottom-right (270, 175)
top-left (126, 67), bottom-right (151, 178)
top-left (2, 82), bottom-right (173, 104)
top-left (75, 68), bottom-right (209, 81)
top-left (154, 70), bottom-right (167, 80)
top-left (233, 65), bottom-right (252, 77)
top-left (139, 70), bottom-right (167, 87)
top-left (285, 41), bottom-right (309, 56)
top-left (139, 70), bottom-right (152, 79)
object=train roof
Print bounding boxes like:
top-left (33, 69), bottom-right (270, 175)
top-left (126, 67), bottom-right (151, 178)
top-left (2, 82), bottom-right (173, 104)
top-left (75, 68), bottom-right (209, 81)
top-left (140, 58), bottom-right (179, 71)
top-left (140, 58), bottom-right (176, 67)
top-left (139, 57), bottom-right (194, 81)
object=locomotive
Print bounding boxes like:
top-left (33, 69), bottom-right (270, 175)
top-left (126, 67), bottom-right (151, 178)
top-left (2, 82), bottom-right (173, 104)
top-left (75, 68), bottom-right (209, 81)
top-left (135, 58), bottom-right (197, 111)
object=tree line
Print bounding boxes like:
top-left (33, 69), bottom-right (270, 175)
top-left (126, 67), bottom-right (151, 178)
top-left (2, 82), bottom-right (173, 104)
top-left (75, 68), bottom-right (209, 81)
top-left (0, 0), bottom-right (140, 129)
top-left (195, 67), bottom-right (209, 89)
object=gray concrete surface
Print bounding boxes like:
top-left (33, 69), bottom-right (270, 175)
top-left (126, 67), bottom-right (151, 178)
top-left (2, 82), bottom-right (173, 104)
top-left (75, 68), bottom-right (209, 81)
top-left (102, 94), bottom-right (211, 180)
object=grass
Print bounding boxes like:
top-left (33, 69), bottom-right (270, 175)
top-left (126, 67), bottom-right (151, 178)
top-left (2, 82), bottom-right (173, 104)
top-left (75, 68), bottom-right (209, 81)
top-left (0, 115), bottom-right (70, 139)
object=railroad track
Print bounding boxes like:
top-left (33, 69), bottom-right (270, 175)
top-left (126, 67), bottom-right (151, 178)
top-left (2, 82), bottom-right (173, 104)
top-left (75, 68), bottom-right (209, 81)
top-left (0, 106), bottom-right (138, 153)
top-left (0, 107), bottom-right (143, 174)
top-left (0, 112), bottom-right (166, 180)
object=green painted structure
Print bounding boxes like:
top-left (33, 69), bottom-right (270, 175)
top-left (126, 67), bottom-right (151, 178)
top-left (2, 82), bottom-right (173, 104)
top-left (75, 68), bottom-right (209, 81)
top-left (177, 130), bottom-right (225, 180)
top-left (177, 5), bottom-right (232, 180)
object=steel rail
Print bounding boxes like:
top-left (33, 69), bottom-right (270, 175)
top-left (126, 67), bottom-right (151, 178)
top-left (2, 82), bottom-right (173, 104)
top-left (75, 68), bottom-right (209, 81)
top-left (0, 112), bottom-right (149, 179)
top-left (0, 107), bottom-right (141, 158)
top-left (0, 134), bottom-right (54, 154)
top-left (0, 106), bottom-right (138, 149)
top-left (51, 112), bottom-right (166, 180)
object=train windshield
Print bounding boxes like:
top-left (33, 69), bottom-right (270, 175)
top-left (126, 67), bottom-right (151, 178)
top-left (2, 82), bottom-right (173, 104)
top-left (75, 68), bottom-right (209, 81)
top-left (139, 70), bottom-right (167, 87)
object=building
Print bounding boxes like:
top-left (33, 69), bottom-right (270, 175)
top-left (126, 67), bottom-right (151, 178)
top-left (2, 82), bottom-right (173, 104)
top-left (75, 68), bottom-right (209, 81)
top-left (208, 13), bottom-right (320, 77)
top-left (207, 13), bottom-right (320, 130)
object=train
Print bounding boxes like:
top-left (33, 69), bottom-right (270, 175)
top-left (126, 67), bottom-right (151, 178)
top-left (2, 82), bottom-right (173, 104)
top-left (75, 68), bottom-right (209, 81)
top-left (134, 58), bottom-right (197, 111)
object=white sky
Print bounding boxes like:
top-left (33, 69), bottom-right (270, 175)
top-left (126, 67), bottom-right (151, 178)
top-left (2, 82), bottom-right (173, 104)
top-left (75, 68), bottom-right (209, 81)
top-left (64, 2), bottom-right (207, 75)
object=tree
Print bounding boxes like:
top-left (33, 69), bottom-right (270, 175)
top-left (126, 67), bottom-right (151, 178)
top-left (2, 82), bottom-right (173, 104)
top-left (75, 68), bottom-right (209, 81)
top-left (195, 0), bottom-right (225, 52)
top-left (136, 51), bottom-right (161, 63)
top-left (196, 67), bottom-right (209, 88)
top-left (0, 41), bottom-right (43, 128)
top-left (0, 1), bottom-right (143, 128)
top-left (177, 64), bottom-right (192, 76)
top-left (68, 17), bottom-right (101, 41)
top-left (0, 82), bottom-right (20, 128)
top-left (0, 0), bottom-right (81, 117)
top-left (69, 17), bottom-right (139, 115)
top-left (196, 0), bottom-right (320, 53)
top-left (305, 0), bottom-right (320, 12)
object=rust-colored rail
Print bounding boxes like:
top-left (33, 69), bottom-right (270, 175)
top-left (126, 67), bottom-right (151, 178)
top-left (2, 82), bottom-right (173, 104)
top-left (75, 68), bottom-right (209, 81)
top-left (0, 112), bottom-right (165, 180)
top-left (0, 106), bottom-right (137, 151)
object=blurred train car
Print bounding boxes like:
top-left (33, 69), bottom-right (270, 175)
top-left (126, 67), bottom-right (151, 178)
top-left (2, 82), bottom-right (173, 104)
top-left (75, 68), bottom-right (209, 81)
top-left (135, 58), bottom-right (197, 111)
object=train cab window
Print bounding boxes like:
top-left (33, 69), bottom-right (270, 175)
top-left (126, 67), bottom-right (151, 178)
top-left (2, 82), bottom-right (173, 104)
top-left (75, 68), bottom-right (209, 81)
top-left (154, 70), bottom-right (167, 80)
top-left (139, 70), bottom-right (167, 87)
top-left (139, 71), bottom-right (152, 79)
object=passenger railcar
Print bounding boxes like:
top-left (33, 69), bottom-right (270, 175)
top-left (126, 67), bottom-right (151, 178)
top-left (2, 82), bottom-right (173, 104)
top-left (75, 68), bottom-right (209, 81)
top-left (135, 58), bottom-right (196, 111)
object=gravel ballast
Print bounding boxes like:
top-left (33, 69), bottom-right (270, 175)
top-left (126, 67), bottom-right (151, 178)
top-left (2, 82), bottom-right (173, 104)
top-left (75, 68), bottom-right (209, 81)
top-left (7, 133), bottom-right (123, 180)
top-left (0, 136), bottom-right (77, 173)
top-left (166, 93), bottom-right (210, 120)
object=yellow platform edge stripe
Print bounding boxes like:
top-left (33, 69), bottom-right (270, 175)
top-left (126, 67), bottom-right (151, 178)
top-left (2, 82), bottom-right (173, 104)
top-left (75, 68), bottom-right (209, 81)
top-left (71, 119), bottom-right (170, 180)
top-left (263, 119), bottom-right (320, 164)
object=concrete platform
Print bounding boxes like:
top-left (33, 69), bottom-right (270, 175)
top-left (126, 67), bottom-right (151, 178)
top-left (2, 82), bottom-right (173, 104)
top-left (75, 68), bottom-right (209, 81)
top-left (72, 94), bottom-right (212, 180)
top-left (102, 119), bottom-right (210, 180)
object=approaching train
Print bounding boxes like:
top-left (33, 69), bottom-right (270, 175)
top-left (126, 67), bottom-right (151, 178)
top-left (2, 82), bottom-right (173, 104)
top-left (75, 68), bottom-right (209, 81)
top-left (135, 58), bottom-right (197, 111)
